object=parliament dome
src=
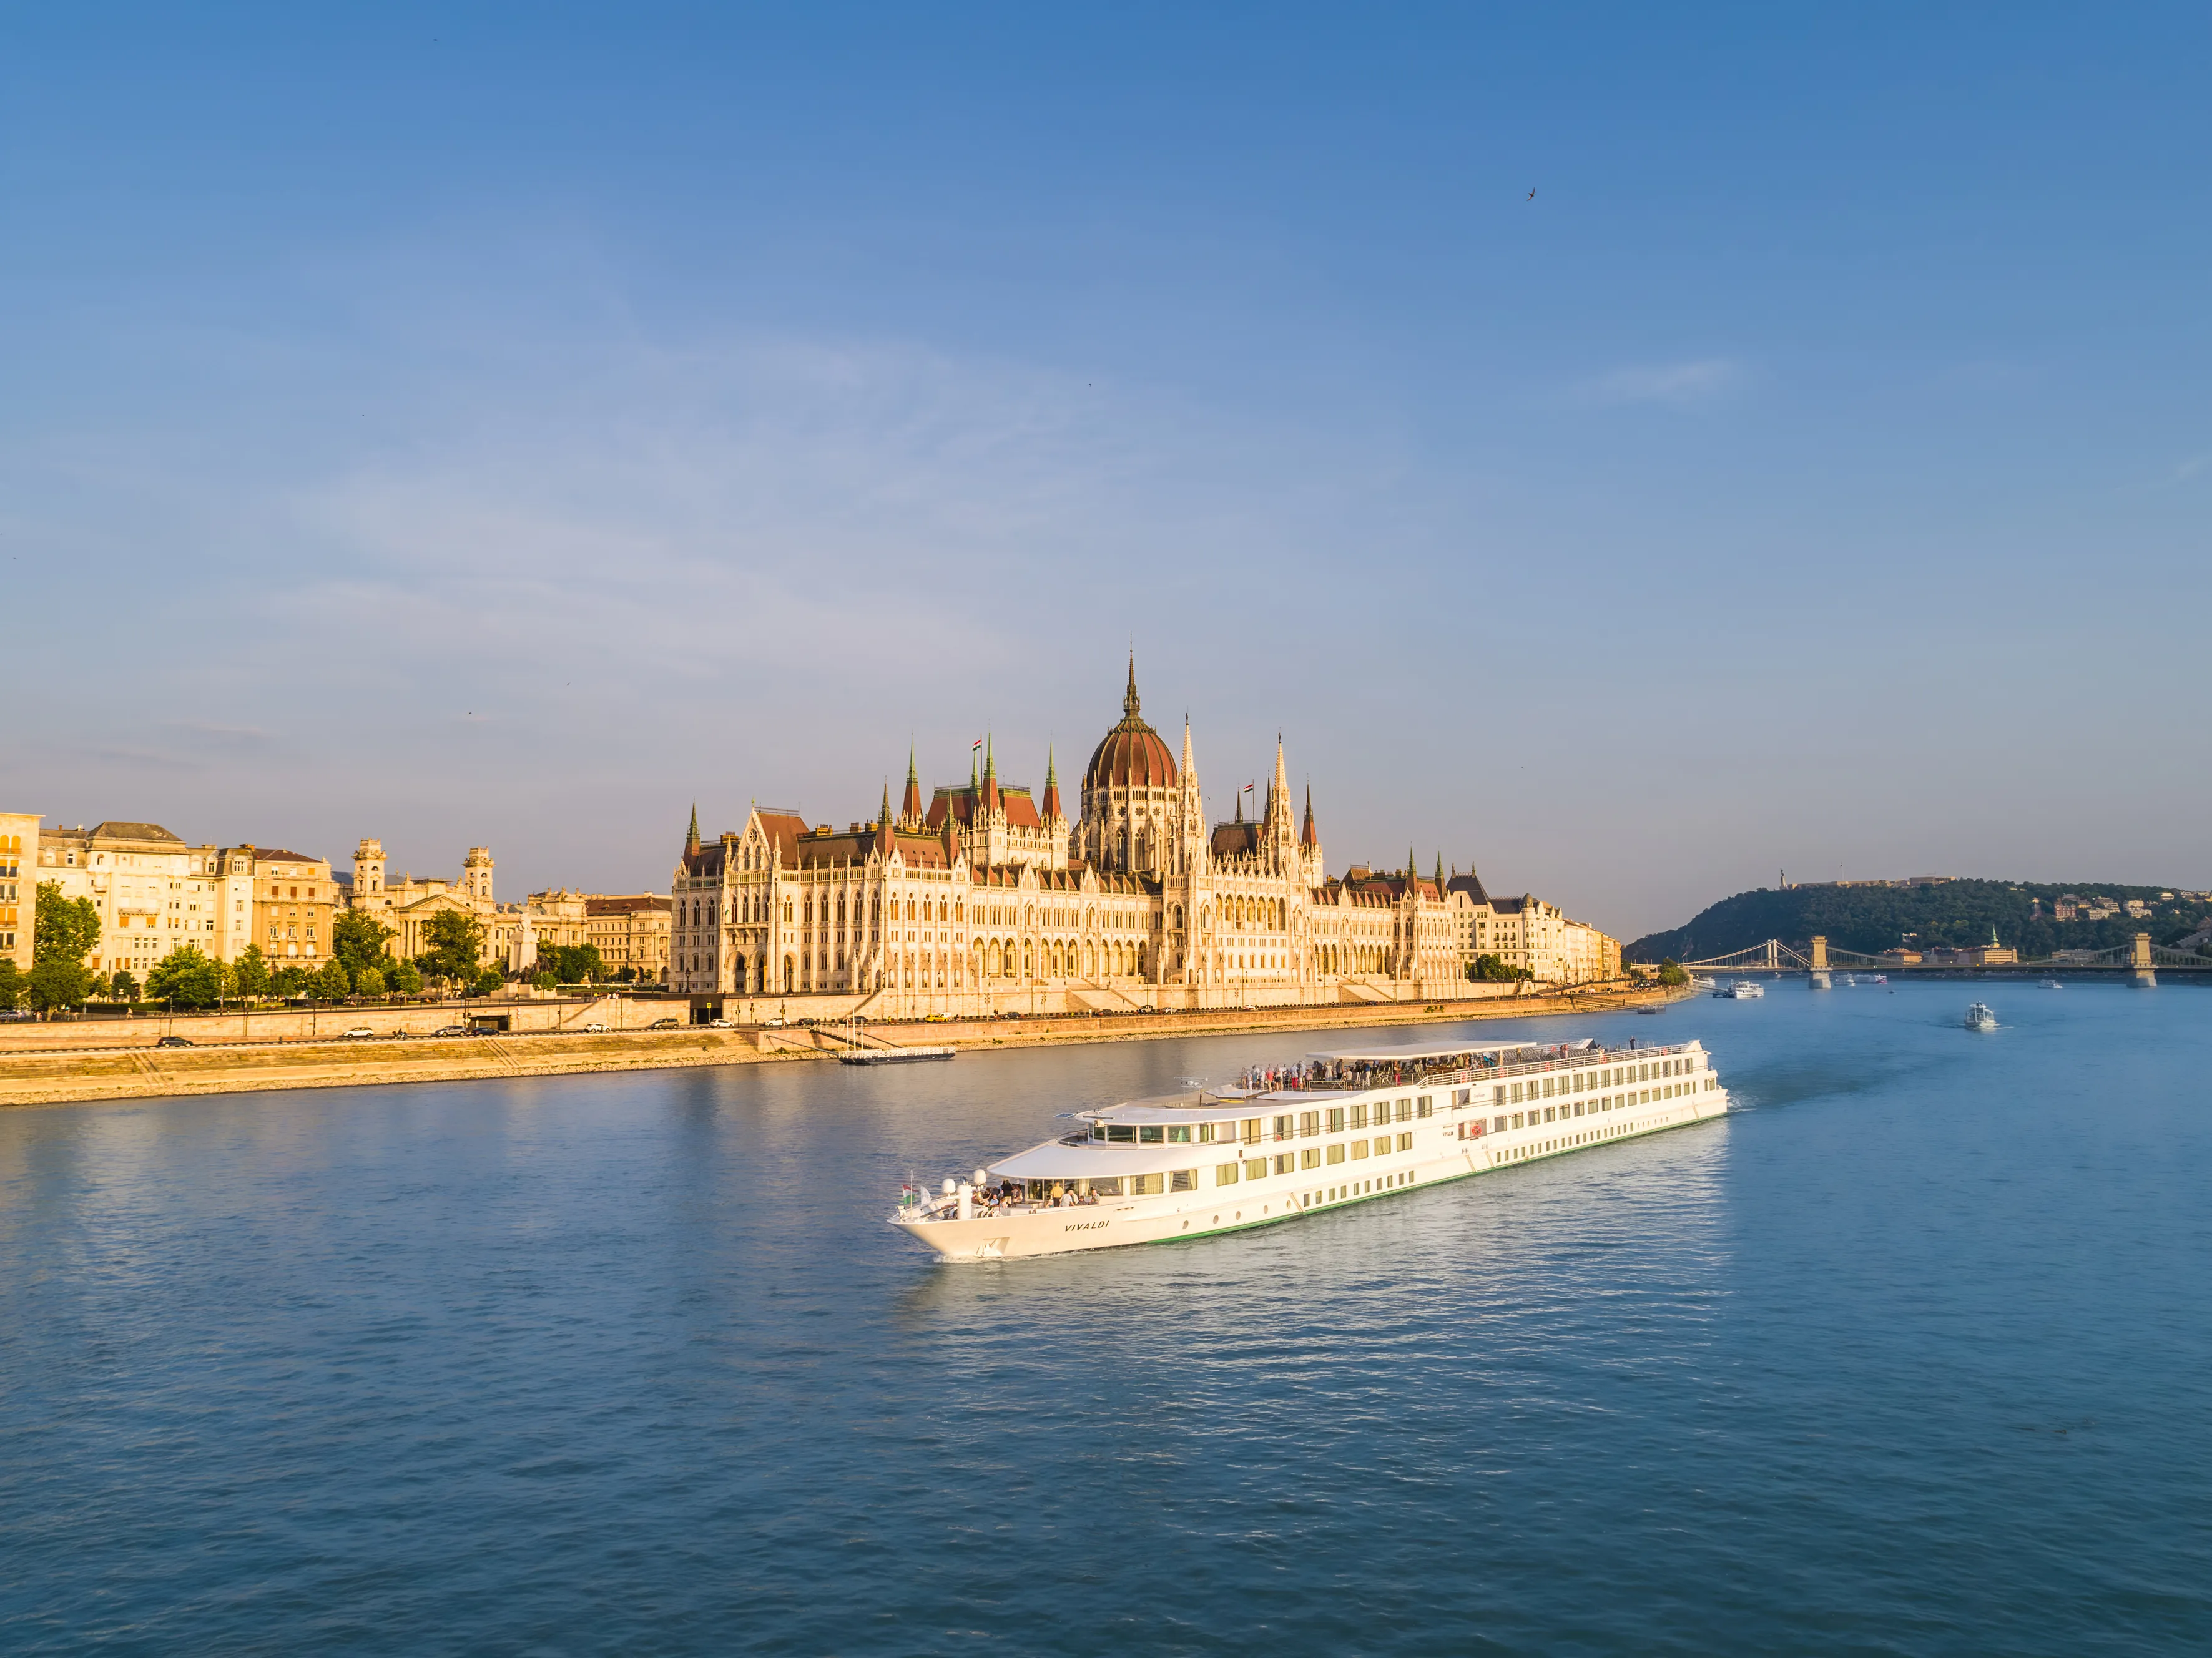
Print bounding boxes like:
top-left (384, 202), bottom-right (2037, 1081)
top-left (1084, 662), bottom-right (1178, 791)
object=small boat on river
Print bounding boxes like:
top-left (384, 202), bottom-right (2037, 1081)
top-left (889, 1037), bottom-right (1730, 1260)
top-left (1714, 980), bottom-right (1765, 999)
top-left (840, 1045), bottom-right (956, 1065)
top-left (1965, 1002), bottom-right (1998, 1032)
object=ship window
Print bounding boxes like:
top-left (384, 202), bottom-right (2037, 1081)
top-left (1273, 1115), bottom-right (1294, 1140)
top-left (1197, 1124), bottom-right (1216, 1144)
top-left (1244, 1159), bottom-right (1269, 1181)
top-left (1396, 1099), bottom-right (1412, 1124)
top-left (1105, 1125), bottom-right (1136, 1144)
top-left (1370, 1137), bottom-right (1392, 1157)
top-left (1397, 1132), bottom-right (1413, 1152)
top-left (1350, 1140), bottom-right (1369, 1160)
top-left (1493, 1087), bottom-right (1505, 1108)
top-left (1274, 1154), bottom-right (1297, 1175)
top-left (1300, 1147), bottom-right (1320, 1170)
top-left (1328, 1107), bottom-right (1345, 1132)
top-left (1417, 1096), bottom-right (1432, 1118)
top-left (1350, 1102), bottom-right (1368, 1129)
top-left (1216, 1164), bottom-right (1241, 1185)
top-left (1512, 1113), bottom-right (1524, 1130)
top-left (1129, 1173), bottom-right (1163, 1195)
top-left (1242, 1119), bottom-right (1262, 1144)
top-left (1542, 1077), bottom-right (1555, 1098)
top-left (1299, 1111), bottom-right (1320, 1137)
top-left (1510, 1082), bottom-right (1523, 1104)
top-left (1091, 1177), bottom-right (1124, 1197)
top-left (1492, 1116), bottom-right (1507, 1133)
top-left (1325, 1143), bottom-right (1345, 1165)
top-left (1544, 1107), bottom-right (1556, 1123)
top-left (1167, 1126), bottom-right (1191, 1144)
top-left (1169, 1170), bottom-right (1197, 1192)
top-left (1138, 1126), bottom-right (1164, 1144)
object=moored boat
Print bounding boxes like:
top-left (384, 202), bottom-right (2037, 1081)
top-left (889, 1037), bottom-right (1729, 1260)
top-left (840, 1045), bottom-right (956, 1065)
top-left (1713, 979), bottom-right (1765, 999)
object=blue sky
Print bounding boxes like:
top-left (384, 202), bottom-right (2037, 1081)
top-left (5, 4), bottom-right (2208, 937)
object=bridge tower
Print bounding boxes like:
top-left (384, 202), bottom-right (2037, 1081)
top-left (2131, 931), bottom-right (2156, 989)
top-left (1809, 934), bottom-right (1830, 990)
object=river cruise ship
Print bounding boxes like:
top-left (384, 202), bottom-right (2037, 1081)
top-left (890, 1036), bottom-right (1729, 1260)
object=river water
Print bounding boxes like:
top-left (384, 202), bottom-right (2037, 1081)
top-left (2, 981), bottom-right (2208, 1654)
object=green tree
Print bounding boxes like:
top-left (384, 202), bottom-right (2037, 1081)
top-left (1468, 953), bottom-right (1521, 983)
top-left (416, 909), bottom-right (486, 986)
top-left (25, 958), bottom-right (91, 1014)
top-left (386, 958), bottom-right (423, 996)
top-left (147, 944), bottom-right (229, 1008)
top-left (468, 966), bottom-right (505, 998)
top-left (110, 968), bottom-right (140, 1002)
top-left (233, 944), bottom-right (271, 1001)
top-left (0, 959), bottom-right (22, 1009)
top-left (332, 908), bottom-right (395, 981)
top-left (88, 971), bottom-right (114, 1001)
top-left (353, 964), bottom-right (386, 998)
top-left (34, 880), bottom-right (101, 969)
top-left (271, 965), bottom-right (310, 998)
top-left (1656, 959), bottom-right (1689, 986)
top-left (310, 959), bottom-right (352, 1001)
top-left (534, 942), bottom-right (607, 984)
top-left (529, 970), bottom-right (557, 991)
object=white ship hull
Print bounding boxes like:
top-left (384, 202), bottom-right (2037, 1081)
top-left (892, 1038), bottom-right (1730, 1261)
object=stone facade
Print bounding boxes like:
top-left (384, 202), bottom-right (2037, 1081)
top-left (671, 661), bottom-right (1621, 1015)
top-left (347, 837), bottom-right (669, 980)
top-left (0, 811), bottom-right (35, 969)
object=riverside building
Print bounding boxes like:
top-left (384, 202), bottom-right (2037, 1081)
top-left (670, 661), bottom-right (1620, 1018)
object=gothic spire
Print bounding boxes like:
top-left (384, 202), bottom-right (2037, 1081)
top-left (1300, 784), bottom-right (1317, 849)
top-left (900, 743), bottom-right (923, 825)
top-left (1041, 745), bottom-right (1062, 820)
top-left (879, 781), bottom-right (892, 827)
top-left (686, 802), bottom-right (699, 853)
top-left (1123, 652), bottom-right (1141, 721)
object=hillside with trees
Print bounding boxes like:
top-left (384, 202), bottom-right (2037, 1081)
top-left (1628, 879), bottom-right (2212, 964)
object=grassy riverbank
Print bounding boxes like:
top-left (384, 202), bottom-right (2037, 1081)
top-left (0, 983), bottom-right (1675, 1109)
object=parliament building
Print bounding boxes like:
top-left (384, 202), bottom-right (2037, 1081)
top-left (671, 662), bottom-right (1618, 1016)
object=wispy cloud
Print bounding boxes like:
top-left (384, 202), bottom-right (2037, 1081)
top-left (1578, 358), bottom-right (1746, 406)
top-left (160, 720), bottom-right (272, 750)
top-left (2176, 453), bottom-right (2210, 481)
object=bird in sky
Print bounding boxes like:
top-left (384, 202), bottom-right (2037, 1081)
top-left (1527, 189), bottom-right (1536, 200)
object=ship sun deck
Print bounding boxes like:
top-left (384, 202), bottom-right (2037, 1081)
top-left (892, 1033), bottom-right (1730, 1259)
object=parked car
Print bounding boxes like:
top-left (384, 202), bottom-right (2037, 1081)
top-left (925, 1013), bottom-right (946, 1023)
top-left (433, 1024), bottom-right (470, 1037)
top-left (156, 1035), bottom-right (194, 1048)
top-left (763, 1017), bottom-right (787, 1028)
top-left (708, 1018), bottom-right (732, 1029)
top-left (341, 1026), bottom-right (375, 1039)
top-left (648, 1018), bottom-right (681, 1030)
top-left (582, 1022), bottom-right (607, 1033)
